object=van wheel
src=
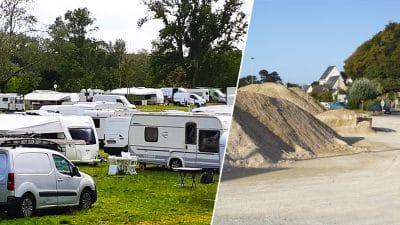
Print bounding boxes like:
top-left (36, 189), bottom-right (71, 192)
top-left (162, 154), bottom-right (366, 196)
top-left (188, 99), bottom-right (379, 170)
top-left (12, 194), bottom-right (35, 217)
top-left (169, 159), bottom-right (182, 169)
top-left (79, 189), bottom-right (93, 210)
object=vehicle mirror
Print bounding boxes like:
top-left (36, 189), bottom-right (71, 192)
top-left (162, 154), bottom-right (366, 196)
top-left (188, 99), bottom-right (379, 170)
top-left (72, 166), bottom-right (80, 177)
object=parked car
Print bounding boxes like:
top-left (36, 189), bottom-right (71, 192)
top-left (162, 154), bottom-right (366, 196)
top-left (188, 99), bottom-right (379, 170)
top-left (0, 142), bottom-right (97, 217)
top-left (329, 102), bottom-right (347, 110)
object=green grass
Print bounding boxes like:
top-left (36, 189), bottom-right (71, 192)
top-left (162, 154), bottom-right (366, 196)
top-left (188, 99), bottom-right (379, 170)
top-left (0, 164), bottom-right (218, 225)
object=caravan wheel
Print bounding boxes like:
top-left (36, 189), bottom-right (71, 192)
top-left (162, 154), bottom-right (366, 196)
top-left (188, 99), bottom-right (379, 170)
top-left (169, 159), bottom-right (182, 169)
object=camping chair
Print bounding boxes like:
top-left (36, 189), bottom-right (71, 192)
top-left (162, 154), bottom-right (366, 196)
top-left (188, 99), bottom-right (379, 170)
top-left (120, 152), bottom-right (138, 175)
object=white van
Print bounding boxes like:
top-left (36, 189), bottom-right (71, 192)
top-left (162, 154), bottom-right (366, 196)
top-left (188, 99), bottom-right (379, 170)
top-left (0, 146), bottom-right (97, 217)
top-left (0, 115), bottom-right (100, 164)
top-left (103, 116), bottom-right (131, 156)
top-left (186, 88), bottom-right (210, 102)
top-left (92, 95), bottom-right (136, 109)
top-left (173, 92), bottom-right (206, 107)
top-left (128, 112), bottom-right (230, 169)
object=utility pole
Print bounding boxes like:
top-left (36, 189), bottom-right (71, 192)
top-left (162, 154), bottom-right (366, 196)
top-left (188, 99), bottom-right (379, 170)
top-left (250, 57), bottom-right (255, 84)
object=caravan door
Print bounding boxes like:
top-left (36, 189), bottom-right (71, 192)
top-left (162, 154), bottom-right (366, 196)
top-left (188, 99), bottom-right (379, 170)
top-left (196, 130), bottom-right (220, 169)
top-left (184, 122), bottom-right (197, 167)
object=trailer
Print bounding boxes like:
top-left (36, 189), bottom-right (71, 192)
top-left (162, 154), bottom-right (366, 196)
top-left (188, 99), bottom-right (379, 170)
top-left (128, 112), bottom-right (230, 169)
top-left (0, 93), bottom-right (24, 112)
top-left (0, 114), bottom-right (100, 164)
top-left (108, 87), bottom-right (164, 105)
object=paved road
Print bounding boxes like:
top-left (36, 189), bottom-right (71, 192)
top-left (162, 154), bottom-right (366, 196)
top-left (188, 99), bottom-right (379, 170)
top-left (212, 115), bottom-right (400, 225)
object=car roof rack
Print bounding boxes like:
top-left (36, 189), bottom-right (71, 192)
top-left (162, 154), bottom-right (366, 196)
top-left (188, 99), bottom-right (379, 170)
top-left (0, 138), bottom-right (64, 153)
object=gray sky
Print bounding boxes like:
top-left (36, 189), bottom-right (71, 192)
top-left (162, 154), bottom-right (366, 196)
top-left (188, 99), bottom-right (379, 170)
top-left (32, 0), bottom-right (253, 53)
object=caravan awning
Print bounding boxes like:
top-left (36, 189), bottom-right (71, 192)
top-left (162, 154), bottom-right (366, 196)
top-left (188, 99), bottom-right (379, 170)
top-left (0, 115), bottom-right (63, 134)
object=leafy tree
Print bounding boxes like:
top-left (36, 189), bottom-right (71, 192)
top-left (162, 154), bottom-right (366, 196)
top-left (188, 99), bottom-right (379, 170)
top-left (344, 22), bottom-right (400, 93)
top-left (238, 75), bottom-right (259, 87)
top-left (348, 78), bottom-right (377, 109)
top-left (259, 69), bottom-right (282, 83)
top-left (0, 0), bottom-right (36, 37)
top-left (139, 0), bottom-right (248, 87)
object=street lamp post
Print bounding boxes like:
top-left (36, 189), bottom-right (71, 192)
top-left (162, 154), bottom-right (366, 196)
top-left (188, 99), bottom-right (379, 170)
top-left (250, 57), bottom-right (255, 84)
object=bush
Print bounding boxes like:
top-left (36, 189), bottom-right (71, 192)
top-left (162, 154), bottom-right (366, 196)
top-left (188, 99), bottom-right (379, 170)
top-left (348, 78), bottom-right (377, 109)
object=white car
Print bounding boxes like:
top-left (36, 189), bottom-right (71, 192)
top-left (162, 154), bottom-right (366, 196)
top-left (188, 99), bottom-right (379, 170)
top-left (0, 141), bottom-right (97, 217)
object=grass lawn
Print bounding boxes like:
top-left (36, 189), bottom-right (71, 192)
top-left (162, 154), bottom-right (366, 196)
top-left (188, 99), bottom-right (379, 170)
top-left (0, 163), bottom-right (219, 225)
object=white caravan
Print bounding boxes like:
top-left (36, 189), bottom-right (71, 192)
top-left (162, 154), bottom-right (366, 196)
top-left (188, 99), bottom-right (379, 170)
top-left (186, 88), bottom-right (210, 102)
top-left (128, 112), bottom-right (230, 169)
top-left (160, 87), bottom-right (187, 103)
top-left (108, 87), bottom-right (164, 105)
top-left (92, 95), bottom-right (136, 109)
top-left (39, 102), bottom-right (136, 147)
top-left (0, 93), bottom-right (24, 112)
top-left (0, 115), bottom-right (100, 164)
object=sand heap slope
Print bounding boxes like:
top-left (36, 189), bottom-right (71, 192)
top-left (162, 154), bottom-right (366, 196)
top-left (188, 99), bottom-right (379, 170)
top-left (240, 83), bottom-right (325, 115)
top-left (316, 109), bottom-right (373, 133)
top-left (224, 91), bottom-right (347, 169)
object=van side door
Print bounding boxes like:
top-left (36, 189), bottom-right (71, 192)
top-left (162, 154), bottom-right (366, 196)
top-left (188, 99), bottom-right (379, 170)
top-left (184, 122), bottom-right (197, 167)
top-left (52, 154), bottom-right (81, 206)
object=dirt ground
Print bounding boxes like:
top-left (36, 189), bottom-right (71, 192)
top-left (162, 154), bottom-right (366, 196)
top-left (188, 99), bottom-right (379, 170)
top-left (212, 114), bottom-right (400, 225)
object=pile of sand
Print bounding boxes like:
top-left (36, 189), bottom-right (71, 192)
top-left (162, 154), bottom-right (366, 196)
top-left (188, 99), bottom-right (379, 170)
top-left (240, 83), bottom-right (325, 115)
top-left (316, 109), bottom-right (373, 133)
top-left (224, 91), bottom-right (347, 169)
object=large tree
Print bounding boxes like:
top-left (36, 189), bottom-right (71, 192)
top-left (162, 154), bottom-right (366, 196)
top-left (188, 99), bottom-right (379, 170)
top-left (139, 0), bottom-right (248, 87)
top-left (259, 69), bottom-right (282, 83)
top-left (344, 22), bottom-right (400, 93)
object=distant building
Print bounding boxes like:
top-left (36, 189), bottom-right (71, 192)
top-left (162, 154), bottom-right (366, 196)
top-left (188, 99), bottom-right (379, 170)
top-left (307, 66), bottom-right (352, 102)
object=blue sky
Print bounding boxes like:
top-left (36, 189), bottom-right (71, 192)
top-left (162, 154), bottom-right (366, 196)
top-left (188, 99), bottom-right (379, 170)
top-left (240, 0), bottom-right (400, 84)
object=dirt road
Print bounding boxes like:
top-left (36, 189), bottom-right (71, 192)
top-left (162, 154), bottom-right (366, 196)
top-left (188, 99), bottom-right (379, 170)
top-left (212, 114), bottom-right (400, 225)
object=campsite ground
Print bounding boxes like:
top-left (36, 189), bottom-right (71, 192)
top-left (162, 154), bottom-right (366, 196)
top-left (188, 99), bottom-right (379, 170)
top-left (0, 104), bottom-right (223, 225)
top-left (0, 164), bottom-right (218, 225)
top-left (212, 114), bottom-right (400, 225)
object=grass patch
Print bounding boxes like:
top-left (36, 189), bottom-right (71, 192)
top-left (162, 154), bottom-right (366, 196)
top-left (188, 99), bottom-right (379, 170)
top-left (0, 164), bottom-right (218, 225)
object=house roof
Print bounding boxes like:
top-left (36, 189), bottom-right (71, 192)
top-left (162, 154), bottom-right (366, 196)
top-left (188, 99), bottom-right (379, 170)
top-left (340, 71), bottom-right (348, 80)
top-left (325, 76), bottom-right (340, 89)
top-left (319, 66), bottom-right (336, 80)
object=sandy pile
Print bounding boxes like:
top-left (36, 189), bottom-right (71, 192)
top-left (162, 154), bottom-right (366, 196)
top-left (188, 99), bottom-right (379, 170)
top-left (224, 91), bottom-right (347, 169)
top-left (240, 83), bottom-right (325, 115)
top-left (316, 109), bottom-right (373, 133)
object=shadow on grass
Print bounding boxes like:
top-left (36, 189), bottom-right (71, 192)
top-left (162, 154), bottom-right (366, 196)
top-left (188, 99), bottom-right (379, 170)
top-left (0, 206), bottom-right (80, 220)
top-left (220, 167), bottom-right (288, 181)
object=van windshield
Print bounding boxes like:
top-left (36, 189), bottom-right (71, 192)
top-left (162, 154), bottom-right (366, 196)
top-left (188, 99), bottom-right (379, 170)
top-left (68, 128), bottom-right (96, 145)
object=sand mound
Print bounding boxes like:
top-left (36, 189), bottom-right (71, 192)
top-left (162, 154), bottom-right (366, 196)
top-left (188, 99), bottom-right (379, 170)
top-left (316, 109), bottom-right (373, 133)
top-left (240, 83), bottom-right (325, 115)
top-left (224, 91), bottom-right (347, 169)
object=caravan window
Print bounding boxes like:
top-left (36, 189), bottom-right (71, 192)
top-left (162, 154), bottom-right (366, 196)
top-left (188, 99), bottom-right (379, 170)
top-left (185, 122), bottom-right (197, 144)
top-left (2, 98), bottom-right (8, 102)
top-left (199, 130), bottom-right (220, 153)
top-left (32, 132), bottom-right (65, 139)
top-left (145, 127), bottom-right (158, 142)
top-left (93, 118), bottom-right (100, 128)
top-left (69, 128), bottom-right (96, 145)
